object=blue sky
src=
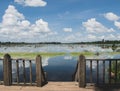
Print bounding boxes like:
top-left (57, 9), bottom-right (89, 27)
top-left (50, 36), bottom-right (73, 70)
top-left (0, 0), bottom-right (120, 42)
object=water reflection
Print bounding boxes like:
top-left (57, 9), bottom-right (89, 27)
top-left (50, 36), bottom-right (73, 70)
top-left (43, 56), bottom-right (77, 81)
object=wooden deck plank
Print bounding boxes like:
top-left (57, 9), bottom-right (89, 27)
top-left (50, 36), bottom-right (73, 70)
top-left (0, 82), bottom-right (93, 91)
top-left (1, 82), bottom-right (120, 91)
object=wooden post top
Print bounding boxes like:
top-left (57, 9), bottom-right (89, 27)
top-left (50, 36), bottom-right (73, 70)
top-left (4, 53), bottom-right (11, 59)
top-left (79, 54), bottom-right (85, 59)
top-left (36, 55), bottom-right (41, 58)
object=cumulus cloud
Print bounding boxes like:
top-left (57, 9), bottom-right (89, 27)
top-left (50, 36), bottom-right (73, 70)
top-left (0, 5), bottom-right (53, 42)
top-left (2, 5), bottom-right (24, 26)
top-left (14, 0), bottom-right (47, 7)
top-left (104, 12), bottom-right (120, 21)
top-left (114, 21), bottom-right (120, 29)
top-left (30, 19), bottom-right (50, 33)
top-left (63, 28), bottom-right (72, 32)
top-left (104, 12), bottom-right (120, 30)
top-left (82, 18), bottom-right (115, 33)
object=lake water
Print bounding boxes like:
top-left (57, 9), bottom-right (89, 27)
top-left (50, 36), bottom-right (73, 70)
top-left (0, 44), bottom-right (120, 82)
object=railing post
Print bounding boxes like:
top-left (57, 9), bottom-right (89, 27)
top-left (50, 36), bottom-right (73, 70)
top-left (36, 55), bottom-right (42, 87)
top-left (3, 53), bottom-right (12, 86)
top-left (78, 55), bottom-right (86, 87)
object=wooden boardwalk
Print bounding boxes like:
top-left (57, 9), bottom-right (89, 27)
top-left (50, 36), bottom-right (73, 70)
top-left (1, 82), bottom-right (120, 91)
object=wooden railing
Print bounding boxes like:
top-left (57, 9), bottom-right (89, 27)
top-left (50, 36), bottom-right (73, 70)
top-left (74, 55), bottom-right (120, 88)
top-left (1, 53), bottom-right (120, 88)
top-left (0, 58), bottom-right (3, 85)
top-left (1, 54), bottom-right (47, 87)
top-left (12, 59), bottom-right (34, 85)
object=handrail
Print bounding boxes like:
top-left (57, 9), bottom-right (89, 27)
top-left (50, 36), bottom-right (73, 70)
top-left (86, 59), bottom-right (120, 60)
top-left (2, 53), bottom-right (47, 87)
top-left (74, 55), bottom-right (120, 88)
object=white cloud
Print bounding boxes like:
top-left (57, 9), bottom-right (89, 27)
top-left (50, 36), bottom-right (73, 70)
top-left (62, 31), bottom-right (119, 42)
top-left (109, 34), bottom-right (115, 38)
top-left (104, 12), bottom-right (120, 21)
top-left (86, 34), bottom-right (117, 41)
top-left (0, 5), bottom-right (54, 42)
top-left (114, 21), bottom-right (120, 29)
top-left (87, 34), bottom-right (96, 39)
top-left (65, 35), bottom-right (75, 40)
top-left (21, 20), bottom-right (30, 27)
top-left (98, 34), bottom-right (116, 40)
top-left (98, 36), bottom-right (105, 40)
top-left (64, 35), bottom-right (76, 42)
top-left (104, 12), bottom-right (120, 30)
top-left (31, 19), bottom-right (50, 33)
top-left (2, 5), bottom-right (24, 26)
top-left (117, 34), bottom-right (120, 39)
top-left (63, 28), bottom-right (72, 32)
top-left (82, 18), bottom-right (115, 33)
top-left (14, 0), bottom-right (47, 7)
top-left (105, 34), bottom-right (116, 40)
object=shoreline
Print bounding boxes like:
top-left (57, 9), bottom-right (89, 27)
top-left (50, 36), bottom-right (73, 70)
top-left (0, 52), bottom-right (119, 59)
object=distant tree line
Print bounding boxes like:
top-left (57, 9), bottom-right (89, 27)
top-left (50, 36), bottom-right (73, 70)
top-left (73, 40), bottom-right (120, 44)
top-left (0, 42), bottom-right (61, 45)
top-left (0, 40), bottom-right (120, 45)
